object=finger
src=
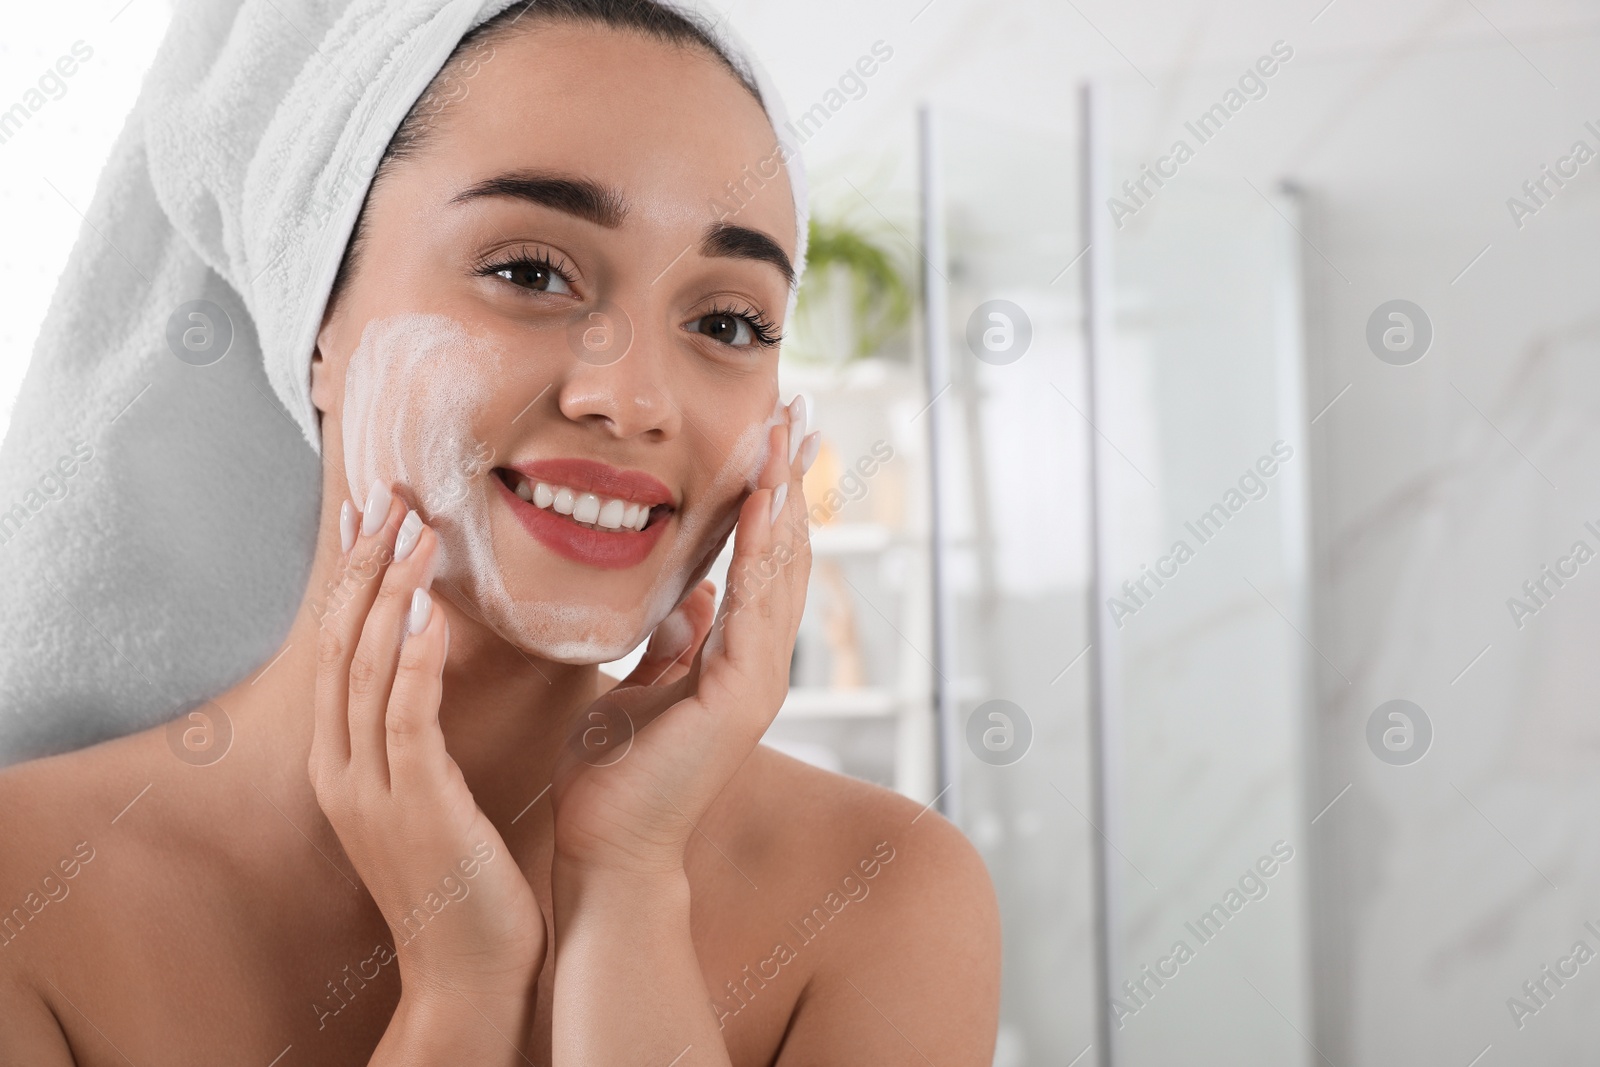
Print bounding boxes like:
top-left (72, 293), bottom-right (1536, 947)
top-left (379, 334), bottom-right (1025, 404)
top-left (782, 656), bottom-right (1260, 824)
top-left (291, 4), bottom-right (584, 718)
top-left (749, 419), bottom-right (808, 640)
top-left (774, 396), bottom-right (815, 536)
top-left (769, 396), bottom-right (817, 644)
top-left (622, 580), bottom-right (717, 689)
top-left (703, 485), bottom-right (785, 711)
top-left (348, 508), bottom-right (441, 786)
top-left (312, 481), bottom-right (407, 768)
top-left (678, 580), bottom-right (719, 670)
top-left (730, 420), bottom-right (791, 617)
top-left (762, 418), bottom-right (790, 492)
top-left (385, 589), bottom-right (453, 792)
top-left (773, 430), bottom-right (816, 643)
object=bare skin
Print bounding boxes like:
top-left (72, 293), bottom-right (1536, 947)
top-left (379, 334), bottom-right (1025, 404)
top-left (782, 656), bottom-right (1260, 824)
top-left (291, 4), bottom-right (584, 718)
top-left (0, 20), bottom-right (999, 1066)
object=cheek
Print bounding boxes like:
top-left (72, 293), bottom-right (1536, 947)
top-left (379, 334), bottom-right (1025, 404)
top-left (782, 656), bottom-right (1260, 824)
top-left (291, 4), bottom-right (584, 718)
top-left (342, 313), bottom-right (501, 511)
top-left (665, 392), bottom-right (783, 565)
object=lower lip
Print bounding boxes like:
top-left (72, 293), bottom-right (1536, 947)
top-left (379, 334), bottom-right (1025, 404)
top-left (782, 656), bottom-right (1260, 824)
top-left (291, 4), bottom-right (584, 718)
top-left (493, 476), bottom-right (670, 570)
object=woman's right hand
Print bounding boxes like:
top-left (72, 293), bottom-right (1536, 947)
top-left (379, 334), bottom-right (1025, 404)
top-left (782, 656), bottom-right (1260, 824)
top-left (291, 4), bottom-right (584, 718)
top-left (307, 482), bottom-right (545, 1057)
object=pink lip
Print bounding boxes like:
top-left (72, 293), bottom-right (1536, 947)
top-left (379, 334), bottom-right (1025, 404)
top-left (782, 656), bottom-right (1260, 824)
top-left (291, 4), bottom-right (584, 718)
top-left (492, 460), bottom-right (674, 570)
top-left (501, 458), bottom-right (675, 508)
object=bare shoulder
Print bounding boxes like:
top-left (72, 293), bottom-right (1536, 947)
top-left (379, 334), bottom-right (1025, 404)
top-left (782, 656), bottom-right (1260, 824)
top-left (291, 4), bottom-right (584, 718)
top-left (0, 742), bottom-right (118, 896)
top-left (728, 744), bottom-right (996, 912)
top-left (0, 728), bottom-right (166, 849)
top-left (0, 734), bottom-right (154, 947)
top-left (711, 745), bottom-right (1001, 1063)
top-left (0, 726), bottom-right (199, 970)
top-left (0, 738), bottom-right (156, 1065)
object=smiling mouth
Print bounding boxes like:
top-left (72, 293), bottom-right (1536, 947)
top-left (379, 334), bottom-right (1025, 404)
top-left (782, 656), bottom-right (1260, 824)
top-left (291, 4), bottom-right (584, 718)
top-left (494, 468), bottom-right (672, 533)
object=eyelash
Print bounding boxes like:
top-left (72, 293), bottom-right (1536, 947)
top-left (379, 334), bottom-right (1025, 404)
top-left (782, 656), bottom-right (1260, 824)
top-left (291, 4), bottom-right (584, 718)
top-left (473, 246), bottom-right (577, 292)
top-left (474, 247), bottom-right (782, 350)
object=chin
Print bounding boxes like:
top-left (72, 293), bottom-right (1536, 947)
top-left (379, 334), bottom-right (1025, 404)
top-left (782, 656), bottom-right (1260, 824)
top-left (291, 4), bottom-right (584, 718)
top-left (436, 521), bottom-right (708, 668)
top-left (437, 572), bottom-right (658, 665)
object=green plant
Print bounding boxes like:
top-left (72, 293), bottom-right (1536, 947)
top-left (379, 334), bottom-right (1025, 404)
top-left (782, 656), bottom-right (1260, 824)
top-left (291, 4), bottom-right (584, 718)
top-left (791, 216), bottom-right (914, 362)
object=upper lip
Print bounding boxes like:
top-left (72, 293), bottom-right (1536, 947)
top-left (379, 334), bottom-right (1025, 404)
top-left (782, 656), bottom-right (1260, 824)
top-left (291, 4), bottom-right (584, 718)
top-left (497, 458), bottom-right (676, 509)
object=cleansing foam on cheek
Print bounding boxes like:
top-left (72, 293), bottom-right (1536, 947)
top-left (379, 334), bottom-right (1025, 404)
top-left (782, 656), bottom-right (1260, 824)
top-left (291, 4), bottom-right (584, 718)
top-left (342, 313), bottom-right (500, 543)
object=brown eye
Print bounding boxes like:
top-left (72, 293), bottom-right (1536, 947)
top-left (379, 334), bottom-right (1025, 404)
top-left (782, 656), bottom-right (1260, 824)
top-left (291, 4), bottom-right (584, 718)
top-left (493, 259), bottom-right (572, 294)
top-left (693, 312), bottom-right (755, 347)
top-left (686, 304), bottom-right (780, 349)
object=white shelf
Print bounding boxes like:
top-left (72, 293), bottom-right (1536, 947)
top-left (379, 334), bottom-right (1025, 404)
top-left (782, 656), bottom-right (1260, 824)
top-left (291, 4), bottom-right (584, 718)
top-left (770, 358), bottom-right (936, 802)
top-left (779, 686), bottom-right (899, 719)
top-left (809, 521), bottom-right (895, 556)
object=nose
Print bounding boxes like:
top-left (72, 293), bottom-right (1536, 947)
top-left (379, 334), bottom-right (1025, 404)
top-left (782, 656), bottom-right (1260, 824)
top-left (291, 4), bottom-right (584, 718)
top-left (554, 305), bottom-right (681, 440)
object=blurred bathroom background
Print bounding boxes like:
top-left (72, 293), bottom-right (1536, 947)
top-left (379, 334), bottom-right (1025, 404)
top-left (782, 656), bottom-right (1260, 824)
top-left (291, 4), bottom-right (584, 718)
top-left (5, 1), bottom-right (1600, 1063)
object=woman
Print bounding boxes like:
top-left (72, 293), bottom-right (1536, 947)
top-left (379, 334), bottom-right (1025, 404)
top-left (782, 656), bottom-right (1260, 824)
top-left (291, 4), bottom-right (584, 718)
top-left (0, 1), bottom-right (999, 1064)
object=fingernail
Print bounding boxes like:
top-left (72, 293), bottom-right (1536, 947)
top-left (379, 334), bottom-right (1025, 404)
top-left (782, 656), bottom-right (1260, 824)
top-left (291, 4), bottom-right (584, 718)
top-left (769, 482), bottom-right (788, 527)
top-left (394, 510), bottom-right (423, 562)
top-left (408, 587), bottom-right (432, 635)
top-left (362, 480), bottom-right (391, 537)
top-left (339, 499), bottom-right (357, 554)
top-left (799, 432), bottom-right (821, 475)
top-left (787, 396), bottom-right (807, 464)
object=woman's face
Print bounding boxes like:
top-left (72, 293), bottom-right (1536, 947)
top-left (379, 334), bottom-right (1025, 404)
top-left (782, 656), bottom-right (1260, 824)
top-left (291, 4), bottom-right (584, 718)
top-left (311, 21), bottom-right (798, 663)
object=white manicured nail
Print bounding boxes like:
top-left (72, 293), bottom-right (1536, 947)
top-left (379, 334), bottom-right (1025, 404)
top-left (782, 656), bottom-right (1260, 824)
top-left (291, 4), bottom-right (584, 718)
top-left (408, 587), bottom-right (432, 635)
top-left (798, 432), bottom-right (821, 475)
top-left (787, 396), bottom-right (807, 463)
top-left (362, 480), bottom-right (391, 537)
top-left (394, 510), bottom-right (423, 562)
top-left (769, 482), bottom-right (788, 527)
top-left (339, 499), bottom-right (357, 554)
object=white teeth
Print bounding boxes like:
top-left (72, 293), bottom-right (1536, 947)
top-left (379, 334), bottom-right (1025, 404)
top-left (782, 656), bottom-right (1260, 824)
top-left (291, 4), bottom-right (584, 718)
top-left (597, 499), bottom-right (625, 529)
top-left (511, 476), bottom-right (661, 532)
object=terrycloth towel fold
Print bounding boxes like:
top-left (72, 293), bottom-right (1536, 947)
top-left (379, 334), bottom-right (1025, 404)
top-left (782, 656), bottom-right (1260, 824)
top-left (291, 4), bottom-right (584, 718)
top-left (0, 0), bottom-right (808, 765)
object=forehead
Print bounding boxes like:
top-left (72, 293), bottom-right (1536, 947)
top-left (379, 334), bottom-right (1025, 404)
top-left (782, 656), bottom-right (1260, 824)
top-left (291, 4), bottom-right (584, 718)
top-left (426, 21), bottom-right (797, 254)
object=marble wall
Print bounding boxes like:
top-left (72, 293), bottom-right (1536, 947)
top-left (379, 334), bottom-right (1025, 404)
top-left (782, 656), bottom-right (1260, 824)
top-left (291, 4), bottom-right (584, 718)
top-left (1292, 37), bottom-right (1600, 1065)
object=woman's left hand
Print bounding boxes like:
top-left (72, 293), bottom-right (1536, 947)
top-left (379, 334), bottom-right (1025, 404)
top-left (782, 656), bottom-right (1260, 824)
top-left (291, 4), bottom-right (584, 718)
top-left (549, 411), bottom-right (816, 880)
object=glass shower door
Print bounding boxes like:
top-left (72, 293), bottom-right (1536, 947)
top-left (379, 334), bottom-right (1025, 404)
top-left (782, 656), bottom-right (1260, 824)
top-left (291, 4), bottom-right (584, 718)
top-left (1087, 79), bottom-right (1316, 1067)
top-left (923, 102), bottom-right (1096, 1066)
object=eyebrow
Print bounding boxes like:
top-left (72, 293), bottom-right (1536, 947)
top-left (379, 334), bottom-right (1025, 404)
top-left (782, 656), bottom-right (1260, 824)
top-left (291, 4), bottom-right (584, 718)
top-left (452, 171), bottom-right (627, 228)
top-left (452, 169), bottom-right (795, 289)
top-left (702, 221), bottom-right (795, 290)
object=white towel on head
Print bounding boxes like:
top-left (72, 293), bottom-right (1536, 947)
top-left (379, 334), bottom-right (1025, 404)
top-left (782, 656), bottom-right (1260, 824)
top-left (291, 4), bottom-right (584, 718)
top-left (0, 0), bottom-right (809, 766)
